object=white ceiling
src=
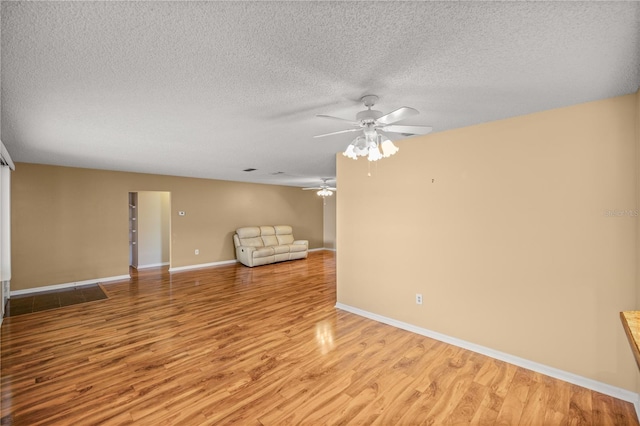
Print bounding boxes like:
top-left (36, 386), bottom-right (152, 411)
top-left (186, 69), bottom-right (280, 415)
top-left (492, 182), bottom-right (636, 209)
top-left (1, 1), bottom-right (639, 188)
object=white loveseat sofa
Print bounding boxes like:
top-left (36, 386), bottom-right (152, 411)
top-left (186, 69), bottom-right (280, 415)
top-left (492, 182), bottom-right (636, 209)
top-left (233, 225), bottom-right (308, 267)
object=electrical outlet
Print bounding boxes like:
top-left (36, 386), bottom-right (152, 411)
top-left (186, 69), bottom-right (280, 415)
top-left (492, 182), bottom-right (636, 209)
top-left (416, 294), bottom-right (423, 305)
top-left (195, 249), bottom-right (199, 255)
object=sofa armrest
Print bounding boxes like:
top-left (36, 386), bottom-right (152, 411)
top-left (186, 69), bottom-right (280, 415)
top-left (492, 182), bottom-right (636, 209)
top-left (293, 240), bottom-right (308, 249)
top-left (236, 245), bottom-right (256, 267)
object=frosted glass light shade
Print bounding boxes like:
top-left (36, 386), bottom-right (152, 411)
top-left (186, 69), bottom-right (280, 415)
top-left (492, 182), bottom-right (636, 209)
top-left (344, 132), bottom-right (400, 162)
top-left (368, 145), bottom-right (383, 161)
top-left (343, 144), bottom-right (357, 160)
top-left (381, 140), bottom-right (399, 157)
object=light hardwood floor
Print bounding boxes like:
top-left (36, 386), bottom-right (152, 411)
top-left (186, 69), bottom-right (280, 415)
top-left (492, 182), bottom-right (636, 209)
top-left (1, 251), bottom-right (637, 425)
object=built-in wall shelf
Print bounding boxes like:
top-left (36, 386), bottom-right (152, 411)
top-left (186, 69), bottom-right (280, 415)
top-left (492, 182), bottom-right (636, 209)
top-left (129, 192), bottom-right (138, 268)
top-left (621, 311), bottom-right (640, 371)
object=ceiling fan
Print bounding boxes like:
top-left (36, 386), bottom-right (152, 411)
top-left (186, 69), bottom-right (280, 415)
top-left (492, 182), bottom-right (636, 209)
top-left (302, 178), bottom-right (336, 197)
top-left (314, 95), bottom-right (433, 161)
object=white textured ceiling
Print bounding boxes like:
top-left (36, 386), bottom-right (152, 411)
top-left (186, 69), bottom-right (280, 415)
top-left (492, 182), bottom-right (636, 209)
top-left (1, 1), bottom-right (639, 188)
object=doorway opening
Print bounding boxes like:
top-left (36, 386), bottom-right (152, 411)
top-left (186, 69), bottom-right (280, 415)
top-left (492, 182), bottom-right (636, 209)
top-left (129, 191), bottom-right (171, 269)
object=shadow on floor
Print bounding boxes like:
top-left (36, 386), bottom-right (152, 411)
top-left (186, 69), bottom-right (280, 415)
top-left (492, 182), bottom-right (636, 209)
top-left (5, 285), bottom-right (108, 317)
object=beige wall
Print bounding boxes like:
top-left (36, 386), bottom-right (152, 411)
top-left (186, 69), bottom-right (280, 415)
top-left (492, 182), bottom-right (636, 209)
top-left (323, 195), bottom-right (336, 250)
top-left (11, 164), bottom-right (323, 291)
top-left (337, 93), bottom-right (639, 391)
top-left (637, 87), bottom-right (640, 312)
top-left (1, 6), bottom-right (3, 318)
top-left (636, 88), bottom-right (640, 394)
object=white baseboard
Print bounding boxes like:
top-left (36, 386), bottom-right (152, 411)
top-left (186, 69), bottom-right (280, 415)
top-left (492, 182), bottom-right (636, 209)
top-left (10, 274), bottom-right (131, 297)
top-left (169, 259), bottom-right (238, 273)
top-left (309, 248), bottom-right (336, 252)
top-left (135, 262), bottom-right (170, 269)
top-left (335, 302), bottom-right (640, 407)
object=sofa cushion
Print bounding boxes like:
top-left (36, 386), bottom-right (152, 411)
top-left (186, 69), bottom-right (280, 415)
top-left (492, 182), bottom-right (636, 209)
top-left (274, 225), bottom-right (292, 235)
top-left (273, 245), bottom-right (289, 254)
top-left (288, 244), bottom-right (306, 253)
top-left (236, 227), bottom-right (264, 247)
top-left (241, 237), bottom-right (264, 247)
top-left (260, 226), bottom-right (276, 235)
top-left (253, 247), bottom-right (275, 258)
top-left (237, 227), bottom-right (261, 238)
top-left (277, 234), bottom-right (294, 245)
top-left (262, 235), bottom-right (278, 246)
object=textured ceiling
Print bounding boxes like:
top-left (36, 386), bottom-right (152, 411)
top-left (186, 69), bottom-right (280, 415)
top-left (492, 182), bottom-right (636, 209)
top-left (1, 1), bottom-right (639, 188)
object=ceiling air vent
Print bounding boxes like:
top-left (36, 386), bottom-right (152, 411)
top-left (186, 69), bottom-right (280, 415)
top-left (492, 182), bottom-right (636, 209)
top-left (243, 168), bottom-right (257, 172)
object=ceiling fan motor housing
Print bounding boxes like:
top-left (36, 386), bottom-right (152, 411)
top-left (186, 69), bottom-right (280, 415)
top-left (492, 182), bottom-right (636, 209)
top-left (356, 109), bottom-right (383, 123)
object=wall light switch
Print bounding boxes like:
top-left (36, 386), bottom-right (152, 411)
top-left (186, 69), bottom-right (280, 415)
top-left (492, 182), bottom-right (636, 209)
top-left (178, 211), bottom-right (185, 216)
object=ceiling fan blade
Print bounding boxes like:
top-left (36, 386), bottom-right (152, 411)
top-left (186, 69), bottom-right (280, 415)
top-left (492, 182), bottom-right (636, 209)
top-left (377, 129), bottom-right (401, 141)
top-left (380, 125), bottom-right (433, 135)
top-left (316, 114), bottom-right (359, 125)
top-left (327, 187), bottom-right (337, 191)
top-left (314, 128), bottom-right (361, 138)
top-left (376, 107), bottom-right (419, 125)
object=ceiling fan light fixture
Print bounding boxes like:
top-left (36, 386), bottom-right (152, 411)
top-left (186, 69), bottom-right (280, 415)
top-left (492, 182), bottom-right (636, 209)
top-left (343, 144), bottom-right (358, 160)
top-left (303, 178), bottom-right (336, 197)
top-left (343, 132), bottom-right (390, 162)
top-left (380, 139), bottom-right (399, 158)
top-left (367, 143), bottom-right (383, 161)
top-left (357, 136), bottom-right (369, 155)
top-left (323, 94), bottom-right (430, 162)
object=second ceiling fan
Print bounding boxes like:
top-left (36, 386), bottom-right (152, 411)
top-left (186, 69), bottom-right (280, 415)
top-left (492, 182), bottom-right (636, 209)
top-left (314, 95), bottom-right (432, 161)
top-left (302, 178), bottom-right (335, 197)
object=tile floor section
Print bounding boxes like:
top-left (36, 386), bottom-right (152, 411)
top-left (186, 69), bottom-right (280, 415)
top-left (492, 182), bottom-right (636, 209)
top-left (4, 285), bottom-right (108, 317)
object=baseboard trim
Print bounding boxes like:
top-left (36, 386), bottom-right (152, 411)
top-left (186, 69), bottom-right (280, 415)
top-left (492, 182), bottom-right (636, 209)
top-left (169, 259), bottom-right (238, 273)
top-left (11, 274), bottom-right (131, 297)
top-left (335, 302), bottom-right (640, 406)
top-left (136, 262), bottom-right (170, 269)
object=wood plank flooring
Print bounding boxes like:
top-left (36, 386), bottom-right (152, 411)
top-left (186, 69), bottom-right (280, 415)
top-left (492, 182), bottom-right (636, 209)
top-left (1, 251), bottom-right (637, 425)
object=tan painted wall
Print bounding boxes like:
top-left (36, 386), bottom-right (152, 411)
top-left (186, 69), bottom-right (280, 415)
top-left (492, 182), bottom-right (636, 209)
top-left (1, 4), bottom-right (3, 318)
top-left (11, 164), bottom-right (323, 291)
top-left (337, 93), bottom-right (639, 391)
top-left (323, 195), bottom-right (336, 250)
top-left (637, 87), bottom-right (640, 312)
top-left (636, 88), bottom-right (640, 394)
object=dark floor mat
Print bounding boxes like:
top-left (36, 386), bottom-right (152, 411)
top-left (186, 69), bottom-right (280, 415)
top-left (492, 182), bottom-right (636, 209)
top-left (5, 284), bottom-right (108, 317)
